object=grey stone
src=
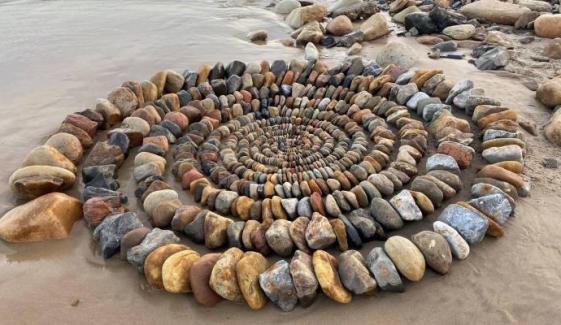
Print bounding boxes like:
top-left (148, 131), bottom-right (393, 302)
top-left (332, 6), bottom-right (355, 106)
top-left (227, 221), bottom-right (245, 249)
top-left (365, 247), bottom-right (403, 292)
top-left (289, 250), bottom-right (318, 307)
top-left (438, 204), bottom-right (489, 244)
top-left (426, 153), bottom-right (460, 173)
top-left (259, 260), bottom-right (298, 312)
top-left (475, 48), bottom-right (510, 70)
top-left (445, 79), bottom-right (474, 104)
top-left (482, 145), bottom-right (524, 163)
top-left (348, 209), bottom-right (377, 241)
top-left (215, 191), bottom-right (239, 214)
top-left (184, 210), bottom-right (206, 244)
top-left (338, 250), bottom-right (376, 295)
top-left (390, 190), bottom-right (423, 221)
top-left (93, 212), bottom-right (144, 259)
top-left (126, 228), bottom-right (180, 272)
top-left (369, 198), bottom-right (404, 230)
top-left (266, 220), bottom-right (294, 257)
top-left (406, 92), bottom-right (429, 111)
top-left (282, 198), bottom-right (299, 219)
top-left (468, 194), bottom-right (513, 225)
top-left (395, 83), bottom-right (419, 105)
top-left (297, 197), bottom-right (313, 218)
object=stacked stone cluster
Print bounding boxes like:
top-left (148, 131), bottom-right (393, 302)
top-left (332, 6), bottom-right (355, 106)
top-left (3, 54), bottom-right (528, 311)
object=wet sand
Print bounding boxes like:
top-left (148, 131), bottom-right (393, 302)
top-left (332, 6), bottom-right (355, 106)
top-left (1, 0), bottom-right (561, 324)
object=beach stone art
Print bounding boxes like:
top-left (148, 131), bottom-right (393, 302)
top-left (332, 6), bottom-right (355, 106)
top-left (0, 53), bottom-right (528, 311)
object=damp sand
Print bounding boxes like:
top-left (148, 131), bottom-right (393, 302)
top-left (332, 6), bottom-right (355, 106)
top-left (1, 1), bottom-right (561, 324)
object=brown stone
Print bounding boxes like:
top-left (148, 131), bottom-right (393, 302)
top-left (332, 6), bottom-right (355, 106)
top-left (120, 227), bottom-right (150, 260)
top-left (83, 196), bottom-right (126, 228)
top-left (204, 212), bottom-right (234, 249)
top-left (0, 192), bottom-right (82, 242)
top-left (191, 253), bottom-right (224, 307)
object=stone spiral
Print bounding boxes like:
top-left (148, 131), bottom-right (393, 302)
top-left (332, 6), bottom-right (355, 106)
top-left (0, 56), bottom-right (528, 311)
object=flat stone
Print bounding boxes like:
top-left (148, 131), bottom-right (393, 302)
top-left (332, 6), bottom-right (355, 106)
top-left (313, 250), bottom-right (352, 304)
top-left (390, 190), bottom-right (423, 221)
top-left (127, 228), bottom-right (180, 272)
top-left (289, 250), bottom-right (318, 307)
top-left (338, 250), bottom-right (377, 295)
top-left (433, 221), bottom-right (470, 259)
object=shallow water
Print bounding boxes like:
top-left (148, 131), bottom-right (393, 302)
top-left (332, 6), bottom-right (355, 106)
top-left (1, 0), bottom-right (561, 324)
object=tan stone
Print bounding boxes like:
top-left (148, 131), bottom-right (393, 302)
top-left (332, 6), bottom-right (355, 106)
top-left (236, 252), bottom-right (269, 310)
top-left (0, 192), bottom-right (82, 242)
top-left (209, 247), bottom-right (244, 302)
top-left (384, 236), bottom-right (426, 282)
top-left (312, 250), bottom-right (352, 304)
top-left (162, 250), bottom-right (201, 293)
top-left (144, 244), bottom-right (189, 289)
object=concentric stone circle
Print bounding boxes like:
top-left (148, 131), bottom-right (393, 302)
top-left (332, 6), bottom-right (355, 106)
top-left (2, 56), bottom-right (528, 311)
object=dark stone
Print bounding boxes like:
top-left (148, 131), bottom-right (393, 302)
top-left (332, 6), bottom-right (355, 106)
top-left (429, 7), bottom-right (467, 31)
top-left (227, 60), bottom-right (246, 77)
top-left (404, 12), bottom-right (439, 34)
top-left (347, 209), bottom-right (377, 241)
top-left (337, 31), bottom-right (365, 47)
top-left (338, 215), bottom-right (363, 249)
top-left (369, 198), bottom-right (403, 230)
top-left (184, 210), bottom-right (206, 244)
top-left (82, 186), bottom-right (127, 204)
top-left (138, 143), bottom-right (166, 156)
top-left (93, 212), bottom-right (144, 259)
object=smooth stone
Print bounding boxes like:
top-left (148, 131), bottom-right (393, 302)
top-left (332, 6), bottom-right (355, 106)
top-left (215, 191), bottom-right (239, 214)
top-left (468, 194), bottom-right (513, 225)
top-left (411, 231), bottom-right (452, 274)
top-left (144, 244), bottom-right (188, 289)
top-left (369, 198), bottom-right (404, 230)
top-left (347, 209), bottom-right (377, 241)
top-left (0, 192), bottom-right (82, 242)
top-left (119, 227), bottom-right (150, 260)
top-left (313, 250), bottom-right (352, 304)
top-left (384, 236), bottom-right (425, 282)
top-left (209, 247), bottom-right (244, 302)
top-left (227, 221), bottom-right (245, 249)
top-left (338, 250), bottom-right (377, 295)
top-left (162, 249), bottom-right (200, 294)
top-left (44, 133), bottom-right (83, 164)
top-left (433, 221), bottom-right (470, 259)
top-left (190, 253), bottom-right (224, 307)
top-left (376, 42), bottom-right (417, 68)
top-left (184, 210), bottom-right (206, 244)
top-left (482, 145), bottom-right (523, 163)
top-left (236, 252), bottom-right (268, 310)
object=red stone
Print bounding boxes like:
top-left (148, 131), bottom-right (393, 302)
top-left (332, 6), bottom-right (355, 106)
top-left (83, 196), bottom-right (126, 228)
top-left (164, 112), bottom-right (189, 130)
top-left (181, 169), bottom-right (205, 190)
top-left (437, 141), bottom-right (475, 169)
top-left (310, 192), bottom-right (326, 216)
top-left (64, 114), bottom-right (98, 138)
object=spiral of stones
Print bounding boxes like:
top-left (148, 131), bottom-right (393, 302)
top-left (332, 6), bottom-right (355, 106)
top-left (7, 56), bottom-right (528, 311)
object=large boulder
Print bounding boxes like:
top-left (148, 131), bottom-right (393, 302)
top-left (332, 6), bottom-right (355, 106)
top-left (536, 78), bottom-right (561, 108)
top-left (534, 15), bottom-right (561, 38)
top-left (545, 109), bottom-right (561, 146)
top-left (460, 0), bottom-right (531, 25)
top-left (376, 42), bottom-right (417, 68)
top-left (0, 192), bottom-right (82, 242)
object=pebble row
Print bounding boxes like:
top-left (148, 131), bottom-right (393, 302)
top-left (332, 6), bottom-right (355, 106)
top-left (6, 55), bottom-right (528, 311)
